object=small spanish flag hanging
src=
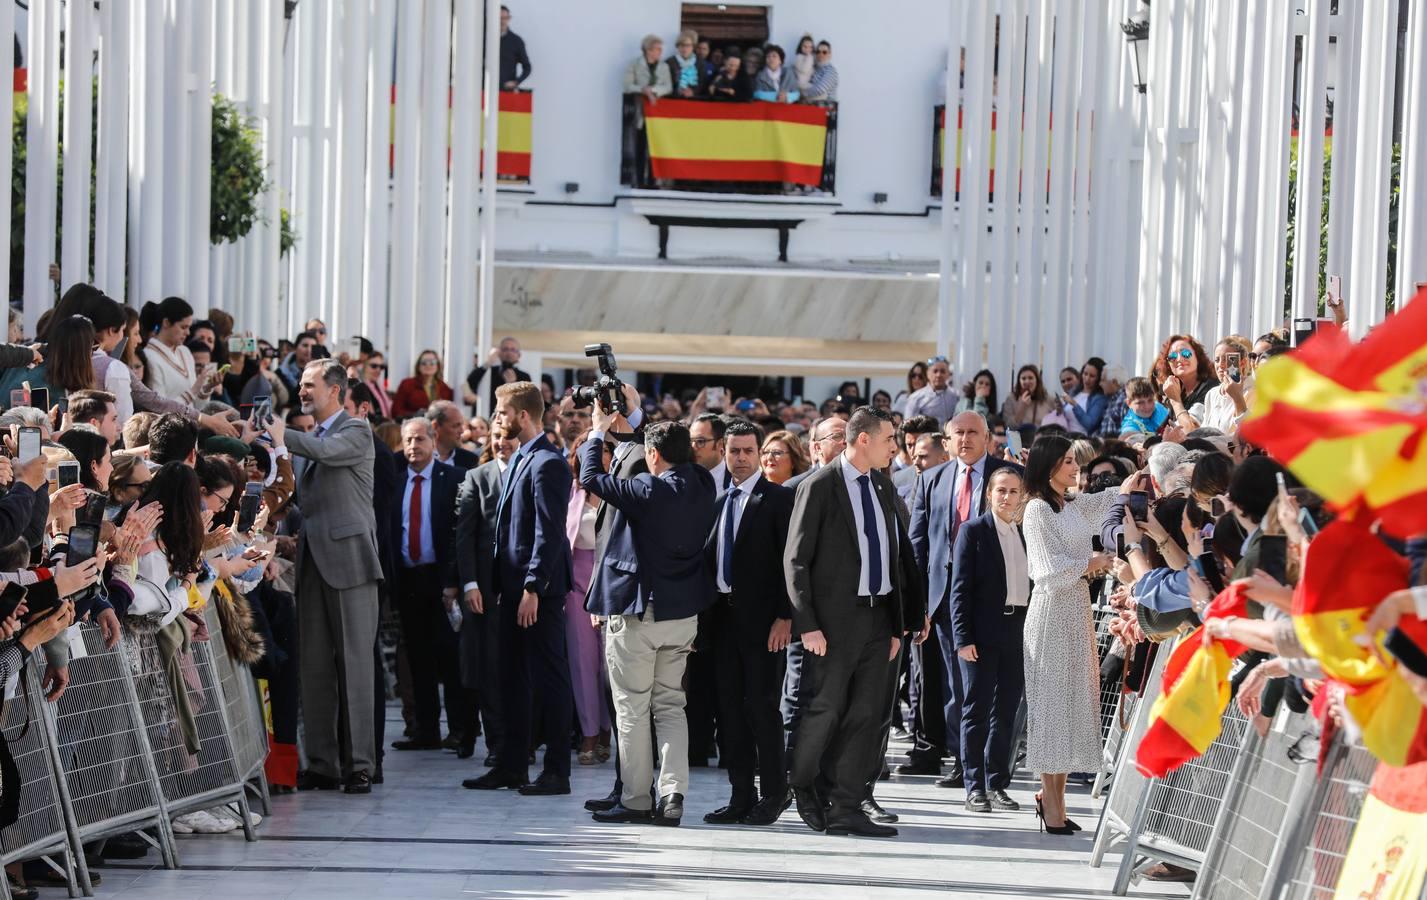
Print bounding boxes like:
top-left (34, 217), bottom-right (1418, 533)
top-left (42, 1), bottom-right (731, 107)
top-left (643, 99), bottom-right (829, 186)
top-left (1332, 758), bottom-right (1427, 900)
top-left (1135, 585), bottom-right (1250, 778)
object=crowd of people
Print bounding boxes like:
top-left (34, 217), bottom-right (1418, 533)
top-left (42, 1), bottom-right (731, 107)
top-left (0, 277), bottom-right (1419, 893)
top-left (624, 30), bottom-right (839, 106)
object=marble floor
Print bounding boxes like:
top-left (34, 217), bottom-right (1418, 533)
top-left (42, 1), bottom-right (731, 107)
top-left (93, 709), bottom-right (1193, 900)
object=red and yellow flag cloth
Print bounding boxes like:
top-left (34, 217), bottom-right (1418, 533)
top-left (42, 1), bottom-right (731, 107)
top-left (643, 99), bottom-right (829, 187)
top-left (1333, 758), bottom-right (1427, 900)
top-left (1240, 290), bottom-right (1427, 536)
top-left (1293, 519), bottom-right (1427, 767)
top-left (492, 91), bottom-right (532, 179)
top-left (1135, 585), bottom-right (1251, 778)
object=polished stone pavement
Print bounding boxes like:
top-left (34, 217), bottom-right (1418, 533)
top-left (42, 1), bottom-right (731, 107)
top-left (95, 710), bottom-right (1192, 899)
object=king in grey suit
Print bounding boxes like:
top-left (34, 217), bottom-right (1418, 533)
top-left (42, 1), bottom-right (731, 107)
top-left (454, 452), bottom-right (510, 763)
top-left (276, 360), bottom-right (384, 793)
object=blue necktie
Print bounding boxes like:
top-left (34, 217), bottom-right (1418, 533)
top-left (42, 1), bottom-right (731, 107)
top-left (721, 487), bottom-right (741, 588)
top-left (494, 451), bottom-right (524, 553)
top-left (857, 474), bottom-right (882, 595)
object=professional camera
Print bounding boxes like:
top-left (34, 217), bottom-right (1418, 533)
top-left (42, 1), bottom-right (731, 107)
top-left (570, 343), bottom-right (628, 415)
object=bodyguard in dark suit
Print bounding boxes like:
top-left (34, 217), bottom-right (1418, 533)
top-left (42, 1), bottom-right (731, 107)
top-left (701, 421), bottom-right (795, 827)
top-left (390, 418), bottom-right (469, 750)
top-left (428, 400), bottom-right (481, 471)
top-left (581, 388), bottom-right (717, 827)
top-left (948, 467), bottom-right (1031, 813)
top-left (465, 383), bottom-right (575, 796)
top-left (784, 407), bottom-right (907, 838)
top-left (908, 411), bottom-right (1016, 788)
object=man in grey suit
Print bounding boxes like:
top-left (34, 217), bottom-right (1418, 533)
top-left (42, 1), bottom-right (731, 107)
top-left (271, 359), bottom-right (384, 795)
top-left (784, 406), bottom-right (907, 838)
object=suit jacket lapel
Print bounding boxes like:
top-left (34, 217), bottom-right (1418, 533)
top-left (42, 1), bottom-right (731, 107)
top-left (873, 473), bottom-right (898, 556)
top-left (732, 485), bottom-right (763, 552)
top-left (831, 458), bottom-right (861, 549)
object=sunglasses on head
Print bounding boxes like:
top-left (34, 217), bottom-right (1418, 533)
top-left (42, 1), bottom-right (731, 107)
top-left (927, 355), bottom-right (949, 366)
top-left (1168, 348), bottom-right (1195, 361)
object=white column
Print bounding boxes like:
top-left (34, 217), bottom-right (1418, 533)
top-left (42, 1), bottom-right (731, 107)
top-left (444, 0), bottom-right (482, 391)
top-left (94, 0), bottom-right (130, 301)
top-left (363, 0), bottom-right (398, 350)
top-left (60, 0), bottom-right (96, 289)
top-left (263, 0), bottom-right (290, 343)
top-left (23, 0), bottom-right (61, 334)
top-left (1395, 0), bottom-right (1427, 310)
top-left (475, 0), bottom-right (502, 416)
top-left (986, 0), bottom-right (1023, 376)
top-left (333, 0), bottom-right (371, 343)
top-left (1208, 0), bottom-right (1249, 339)
top-left (186, 0), bottom-right (214, 310)
top-left (955, 0), bottom-right (994, 374)
top-left (1016, 0), bottom-right (1052, 372)
top-left (389, 0), bottom-right (425, 374)
top-left (1345, 0), bottom-right (1398, 337)
top-left (1325, 3), bottom-right (1360, 303)
top-left (1248, 0), bottom-right (1293, 340)
top-left (133, 3), bottom-right (167, 305)
top-left (1065, 0), bottom-right (1101, 366)
top-left (1040, 0), bottom-right (1084, 369)
top-left (934, 1), bottom-right (964, 363)
top-left (415, 0), bottom-right (453, 362)
top-left (1224, 3), bottom-right (1266, 338)
top-left (162, 0), bottom-right (191, 297)
top-left (0, 0), bottom-right (14, 300)
top-left (1291, 0), bottom-right (1331, 322)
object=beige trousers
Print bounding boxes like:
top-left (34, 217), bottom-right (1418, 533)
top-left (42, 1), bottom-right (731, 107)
top-left (605, 604), bottom-right (699, 810)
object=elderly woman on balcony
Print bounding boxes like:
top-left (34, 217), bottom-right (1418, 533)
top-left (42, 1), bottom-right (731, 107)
top-left (752, 44), bottom-right (799, 103)
top-left (623, 35), bottom-right (673, 104)
top-left (709, 53), bottom-right (752, 102)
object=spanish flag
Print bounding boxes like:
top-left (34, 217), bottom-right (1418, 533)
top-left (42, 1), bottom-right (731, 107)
top-left (1293, 519), bottom-right (1427, 767)
top-left (1135, 585), bottom-right (1251, 778)
top-left (494, 91), bottom-right (532, 179)
top-left (1240, 290), bottom-right (1427, 536)
top-left (643, 99), bottom-right (829, 186)
top-left (1332, 758), bottom-right (1427, 900)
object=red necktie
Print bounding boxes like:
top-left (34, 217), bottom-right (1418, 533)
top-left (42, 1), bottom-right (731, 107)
top-left (953, 466), bottom-right (973, 537)
top-left (408, 474), bottom-right (425, 564)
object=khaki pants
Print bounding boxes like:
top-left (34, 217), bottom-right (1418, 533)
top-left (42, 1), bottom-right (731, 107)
top-left (605, 604), bottom-right (698, 810)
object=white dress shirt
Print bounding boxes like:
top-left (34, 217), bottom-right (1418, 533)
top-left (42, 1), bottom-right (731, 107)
top-left (715, 471), bottom-right (761, 593)
top-left (993, 513), bottom-right (1030, 607)
top-left (952, 454), bottom-right (988, 521)
top-left (400, 458), bottom-right (437, 567)
top-left (840, 455), bottom-right (891, 597)
top-left (709, 460), bottom-right (730, 498)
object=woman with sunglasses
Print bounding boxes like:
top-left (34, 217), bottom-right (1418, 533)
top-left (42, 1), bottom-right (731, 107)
top-left (362, 353), bottom-right (394, 419)
top-left (894, 361), bottom-right (928, 417)
top-left (1152, 334), bottom-right (1217, 433)
top-left (392, 349), bottom-right (454, 420)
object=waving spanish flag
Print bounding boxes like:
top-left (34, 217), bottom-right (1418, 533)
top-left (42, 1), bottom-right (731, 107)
top-left (1333, 758), bottom-right (1427, 900)
top-left (643, 99), bottom-right (829, 186)
top-left (1240, 290), bottom-right (1427, 535)
top-left (1293, 519), bottom-right (1427, 767)
top-left (1135, 585), bottom-right (1251, 778)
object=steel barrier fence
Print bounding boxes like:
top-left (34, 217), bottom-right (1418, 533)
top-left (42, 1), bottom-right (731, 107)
top-left (0, 606), bottom-right (269, 898)
top-left (1276, 734), bottom-right (1382, 900)
top-left (1092, 596), bottom-right (1137, 800)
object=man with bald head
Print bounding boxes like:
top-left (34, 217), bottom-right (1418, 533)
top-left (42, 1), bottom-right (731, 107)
top-left (905, 411), bottom-right (1018, 788)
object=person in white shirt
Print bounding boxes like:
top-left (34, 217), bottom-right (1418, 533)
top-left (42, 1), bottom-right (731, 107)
top-left (139, 297), bottom-right (217, 406)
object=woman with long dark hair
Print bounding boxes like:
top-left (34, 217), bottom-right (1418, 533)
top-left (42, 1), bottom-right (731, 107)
top-left (1000, 364), bottom-right (1055, 430)
top-left (955, 368), bottom-right (998, 419)
top-left (141, 297), bottom-right (217, 404)
top-left (128, 462), bottom-right (206, 627)
top-left (55, 429), bottom-right (114, 493)
top-left (1020, 434), bottom-right (1117, 835)
top-left (392, 349), bottom-right (454, 419)
top-left (4, 314), bottom-right (99, 407)
top-left (895, 361), bottom-right (927, 417)
top-left (1063, 357), bottom-right (1108, 434)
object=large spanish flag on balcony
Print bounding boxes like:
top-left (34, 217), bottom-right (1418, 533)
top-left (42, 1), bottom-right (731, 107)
top-left (643, 99), bottom-right (829, 187)
top-left (1240, 289), bottom-right (1427, 536)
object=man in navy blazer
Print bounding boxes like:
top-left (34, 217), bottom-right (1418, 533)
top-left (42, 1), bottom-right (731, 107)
top-left (465, 382), bottom-right (574, 796)
top-left (390, 418), bottom-right (470, 751)
top-left (581, 386), bottom-right (717, 827)
top-left (907, 411), bottom-right (1017, 787)
top-left (948, 467), bottom-right (1030, 813)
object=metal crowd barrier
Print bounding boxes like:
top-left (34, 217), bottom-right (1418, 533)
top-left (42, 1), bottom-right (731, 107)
top-left (1091, 597), bottom-right (1139, 800)
top-left (1274, 733), bottom-right (1383, 900)
top-left (0, 601), bottom-right (270, 898)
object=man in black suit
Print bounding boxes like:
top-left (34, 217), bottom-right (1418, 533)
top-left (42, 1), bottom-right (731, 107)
top-left (948, 467), bottom-right (1030, 813)
top-left (701, 421), bottom-right (794, 827)
top-left (465, 382), bottom-right (574, 796)
top-left (907, 411), bottom-right (1016, 789)
top-left (390, 418), bottom-right (470, 750)
top-left (784, 406), bottom-right (906, 838)
top-left (454, 426), bottom-right (518, 765)
top-left (428, 400), bottom-right (480, 471)
top-left (581, 387), bottom-right (717, 827)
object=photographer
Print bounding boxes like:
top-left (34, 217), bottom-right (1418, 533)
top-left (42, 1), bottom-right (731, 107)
top-left (580, 382), bottom-right (717, 827)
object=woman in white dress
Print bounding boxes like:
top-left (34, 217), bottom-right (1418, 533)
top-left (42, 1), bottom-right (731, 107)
top-left (1021, 434), bottom-right (1117, 834)
top-left (139, 297), bottom-right (214, 405)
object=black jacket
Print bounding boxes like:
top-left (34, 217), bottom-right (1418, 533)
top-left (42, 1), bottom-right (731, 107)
top-left (397, 459), bottom-right (462, 589)
top-left (703, 477), bottom-right (795, 632)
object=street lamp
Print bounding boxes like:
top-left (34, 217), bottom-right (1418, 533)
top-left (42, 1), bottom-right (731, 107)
top-left (1122, 9), bottom-right (1150, 94)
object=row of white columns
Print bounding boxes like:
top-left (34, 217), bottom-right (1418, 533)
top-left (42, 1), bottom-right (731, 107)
top-left (938, 0), bottom-right (1143, 382)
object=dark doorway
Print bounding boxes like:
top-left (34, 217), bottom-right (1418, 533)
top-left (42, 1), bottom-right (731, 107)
top-left (680, 3), bottom-right (769, 54)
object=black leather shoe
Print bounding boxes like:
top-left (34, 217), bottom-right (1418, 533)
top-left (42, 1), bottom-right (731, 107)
top-left (862, 798), bottom-right (898, 823)
top-left (344, 771), bottom-right (372, 794)
top-left (893, 759), bottom-right (941, 776)
top-left (518, 773), bottom-right (571, 796)
top-left (100, 832), bottom-right (152, 859)
top-left (584, 788), bottom-right (621, 812)
top-left (965, 790), bottom-right (992, 813)
top-left (792, 786), bottom-right (827, 833)
top-left (457, 737), bottom-right (476, 759)
top-left (372, 765), bottom-right (384, 785)
top-left (591, 803), bottom-right (653, 824)
top-left (703, 803), bottom-right (752, 825)
top-left (392, 738), bottom-right (441, 751)
top-left (462, 769), bottom-right (528, 790)
top-left (741, 789), bottom-right (793, 826)
top-left (826, 814), bottom-right (898, 838)
top-left (653, 792), bottom-right (683, 827)
top-left (296, 770), bottom-right (341, 791)
top-left (935, 763), bottom-right (965, 789)
top-left (989, 789), bottom-right (1020, 811)
top-left (442, 735), bottom-right (462, 751)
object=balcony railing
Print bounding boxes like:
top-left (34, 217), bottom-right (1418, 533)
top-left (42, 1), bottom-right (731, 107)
top-left (620, 94), bottom-right (838, 195)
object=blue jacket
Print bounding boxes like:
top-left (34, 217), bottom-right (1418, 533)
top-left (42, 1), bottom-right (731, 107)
top-left (948, 512), bottom-right (1031, 651)
top-left (580, 437), bottom-right (717, 620)
top-left (494, 433), bottom-right (573, 599)
top-left (909, 455), bottom-right (1019, 620)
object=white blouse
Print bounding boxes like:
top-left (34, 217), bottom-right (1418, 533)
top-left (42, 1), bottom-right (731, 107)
top-left (142, 340), bottom-right (198, 405)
